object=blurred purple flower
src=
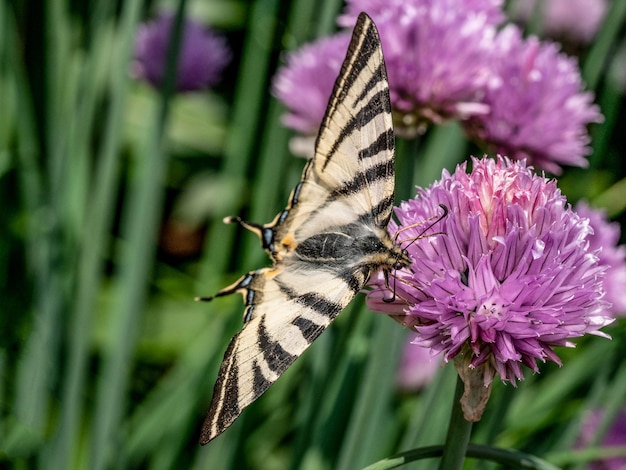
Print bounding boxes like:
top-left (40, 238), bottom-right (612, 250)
top-left (513, 0), bottom-right (609, 44)
top-left (578, 409), bottom-right (626, 470)
top-left (397, 334), bottom-right (440, 390)
top-left (273, 1), bottom-right (600, 171)
top-left (340, 0), bottom-right (505, 26)
top-left (367, 156), bottom-right (613, 386)
top-left (274, 0), bottom-right (505, 138)
top-left (575, 201), bottom-right (626, 316)
top-left (133, 11), bottom-right (230, 92)
top-left (273, 33), bottom-right (351, 134)
top-left (339, 0), bottom-right (505, 135)
top-left (463, 25), bottom-right (603, 174)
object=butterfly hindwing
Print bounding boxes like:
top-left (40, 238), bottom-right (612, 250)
top-left (200, 13), bottom-right (407, 445)
top-left (201, 263), bottom-right (370, 443)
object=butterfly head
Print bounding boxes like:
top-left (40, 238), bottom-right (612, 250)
top-left (394, 248), bottom-right (411, 270)
top-left (361, 226), bottom-right (412, 271)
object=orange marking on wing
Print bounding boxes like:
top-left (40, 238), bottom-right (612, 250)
top-left (280, 234), bottom-right (297, 252)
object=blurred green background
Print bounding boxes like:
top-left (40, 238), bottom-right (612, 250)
top-left (1, 0), bottom-right (625, 469)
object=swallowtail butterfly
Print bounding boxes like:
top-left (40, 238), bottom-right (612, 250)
top-left (199, 12), bottom-right (409, 444)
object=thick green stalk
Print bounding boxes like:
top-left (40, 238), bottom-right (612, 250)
top-left (8, 0), bottom-right (62, 440)
top-left (582, 0), bottom-right (626, 90)
top-left (438, 375), bottom-right (473, 470)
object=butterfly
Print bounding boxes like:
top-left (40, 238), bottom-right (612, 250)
top-left (198, 12), bottom-right (410, 445)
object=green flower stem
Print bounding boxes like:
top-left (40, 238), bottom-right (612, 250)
top-left (437, 374), bottom-right (473, 470)
top-left (363, 444), bottom-right (560, 470)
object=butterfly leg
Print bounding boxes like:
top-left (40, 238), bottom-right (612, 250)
top-left (382, 269), bottom-right (397, 303)
top-left (224, 216), bottom-right (278, 259)
top-left (196, 269), bottom-right (272, 323)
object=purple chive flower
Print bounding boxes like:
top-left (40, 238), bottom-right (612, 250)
top-left (340, 0), bottom-right (505, 26)
top-left (274, 0), bottom-right (505, 138)
top-left (272, 33), bottom-right (351, 135)
top-left (397, 334), bottom-right (440, 391)
top-left (367, 156), bottom-right (613, 387)
top-left (463, 25), bottom-right (603, 174)
top-left (339, 0), bottom-right (505, 135)
top-left (575, 201), bottom-right (626, 316)
top-left (513, 0), bottom-right (609, 44)
top-left (133, 11), bottom-right (230, 92)
top-left (578, 409), bottom-right (626, 470)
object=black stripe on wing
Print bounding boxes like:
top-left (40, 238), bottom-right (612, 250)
top-left (320, 87), bottom-right (392, 171)
top-left (276, 280), bottom-right (344, 320)
top-left (296, 292), bottom-right (343, 319)
top-left (294, 157), bottom-right (392, 226)
top-left (363, 194), bottom-right (395, 227)
top-left (316, 14), bottom-right (391, 171)
top-left (359, 128), bottom-right (394, 160)
top-left (356, 62), bottom-right (388, 104)
top-left (201, 336), bottom-right (241, 444)
top-left (330, 160), bottom-right (394, 197)
top-left (257, 315), bottom-right (298, 372)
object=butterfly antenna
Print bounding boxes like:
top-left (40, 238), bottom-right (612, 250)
top-left (382, 205), bottom-right (448, 303)
top-left (195, 295), bottom-right (214, 302)
top-left (224, 215), bottom-right (265, 232)
top-left (396, 204), bottom-right (448, 249)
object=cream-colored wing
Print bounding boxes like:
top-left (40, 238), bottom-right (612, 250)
top-left (199, 263), bottom-right (369, 444)
top-left (304, 12), bottom-right (395, 232)
top-left (229, 13), bottom-right (395, 262)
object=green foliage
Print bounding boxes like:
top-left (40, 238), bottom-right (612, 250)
top-left (1, 0), bottom-right (625, 469)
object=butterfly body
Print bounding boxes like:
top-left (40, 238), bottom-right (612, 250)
top-left (199, 12), bottom-right (406, 444)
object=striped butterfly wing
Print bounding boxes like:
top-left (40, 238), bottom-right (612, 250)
top-left (228, 14), bottom-right (394, 263)
top-left (280, 18), bottom-right (395, 245)
top-left (200, 13), bottom-right (396, 445)
top-left (200, 263), bottom-right (370, 444)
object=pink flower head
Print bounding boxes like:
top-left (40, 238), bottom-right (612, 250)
top-left (339, 0), bottom-right (505, 135)
top-left (272, 33), bottom-right (351, 134)
top-left (340, 0), bottom-right (504, 26)
top-left (575, 201), bottom-right (626, 316)
top-left (274, 0), bottom-right (505, 138)
top-left (464, 25), bottom-right (602, 174)
top-left (133, 11), bottom-right (230, 92)
top-left (367, 156), bottom-right (613, 385)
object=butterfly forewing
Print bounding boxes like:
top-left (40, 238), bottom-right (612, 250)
top-left (293, 18), bottom-right (395, 242)
top-left (200, 13), bottom-right (403, 445)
